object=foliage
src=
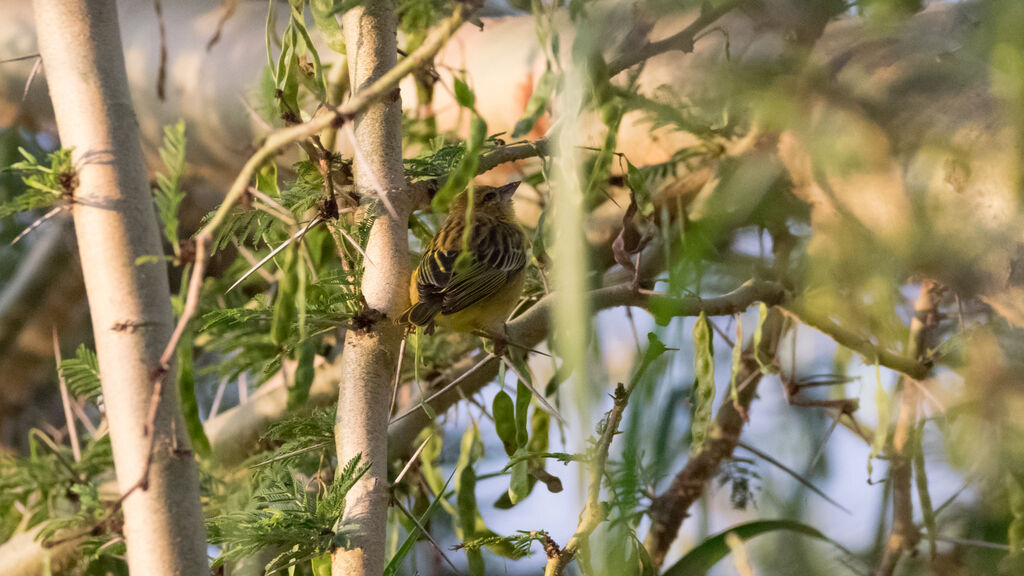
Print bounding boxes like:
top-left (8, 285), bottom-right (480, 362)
top-left (208, 454), bottom-right (369, 572)
top-left (58, 344), bottom-right (102, 402)
top-left (153, 120), bottom-right (187, 256)
top-left (0, 147), bottom-right (74, 218)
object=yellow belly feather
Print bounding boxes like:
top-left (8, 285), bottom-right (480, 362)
top-left (408, 269), bottom-right (525, 334)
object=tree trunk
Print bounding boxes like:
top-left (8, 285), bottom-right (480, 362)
top-left (31, 1), bottom-right (207, 574)
top-left (332, 0), bottom-right (408, 575)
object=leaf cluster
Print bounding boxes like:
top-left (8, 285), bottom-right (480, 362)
top-left (208, 454), bottom-right (369, 572)
top-left (0, 147), bottom-right (75, 219)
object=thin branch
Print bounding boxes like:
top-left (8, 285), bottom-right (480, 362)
top-left (737, 441), bottom-right (850, 514)
top-left (52, 327), bottom-right (81, 462)
top-left (782, 302), bottom-right (930, 380)
top-left (544, 381), bottom-right (633, 576)
top-left (501, 357), bottom-right (567, 426)
top-left (476, 139), bottom-right (549, 174)
top-left (875, 280), bottom-right (941, 576)
top-left (392, 433), bottom-right (431, 487)
top-left (607, 0), bottom-right (751, 76)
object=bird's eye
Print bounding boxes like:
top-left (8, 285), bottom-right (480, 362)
top-left (482, 192), bottom-right (497, 203)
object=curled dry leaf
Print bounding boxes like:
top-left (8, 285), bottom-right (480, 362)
top-left (611, 190), bottom-right (653, 290)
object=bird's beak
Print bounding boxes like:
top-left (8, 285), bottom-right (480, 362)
top-left (497, 181), bottom-right (521, 199)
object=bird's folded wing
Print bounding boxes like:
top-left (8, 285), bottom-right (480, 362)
top-left (440, 265), bottom-right (510, 315)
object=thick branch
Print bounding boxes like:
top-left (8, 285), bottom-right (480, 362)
top-left (643, 307), bottom-right (785, 569)
top-left (388, 280), bottom-right (785, 458)
top-left (31, 0), bottom-right (207, 573)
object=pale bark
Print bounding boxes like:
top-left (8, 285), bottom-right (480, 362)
top-left (332, 0), bottom-right (408, 574)
top-left (31, 1), bottom-right (207, 574)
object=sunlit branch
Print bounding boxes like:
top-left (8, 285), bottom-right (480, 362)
top-left (388, 279), bottom-right (786, 459)
top-left (782, 303), bottom-right (930, 380)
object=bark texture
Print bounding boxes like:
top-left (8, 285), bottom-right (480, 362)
top-left (31, 0), bottom-right (207, 574)
top-left (332, 0), bottom-right (408, 574)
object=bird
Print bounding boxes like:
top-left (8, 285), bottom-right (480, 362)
top-left (400, 181), bottom-right (527, 335)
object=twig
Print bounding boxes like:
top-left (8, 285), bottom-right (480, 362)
top-left (22, 56), bottom-right (42, 102)
top-left (393, 498), bottom-right (463, 575)
top-left (737, 441), bottom-right (850, 514)
top-left (0, 53), bottom-right (41, 64)
top-left (392, 433), bottom-right (431, 487)
top-left (875, 280), bottom-right (940, 576)
top-left (389, 280), bottom-right (787, 457)
top-left (208, 376), bottom-right (230, 419)
top-left (544, 380), bottom-right (634, 576)
top-left (389, 353), bottom-right (497, 425)
top-left (390, 336), bottom-right (407, 418)
top-left (52, 328), bottom-right (81, 462)
top-left (501, 357), bottom-right (567, 426)
top-left (226, 216), bottom-right (322, 293)
top-left (475, 139), bottom-right (550, 174)
top-left (607, 0), bottom-right (750, 75)
top-left (152, 0), bottom-right (168, 100)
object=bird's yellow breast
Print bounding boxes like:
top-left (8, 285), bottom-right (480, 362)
top-left (409, 268), bottom-right (525, 334)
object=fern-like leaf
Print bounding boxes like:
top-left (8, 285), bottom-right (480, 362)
top-left (60, 344), bottom-right (102, 402)
top-left (153, 120), bottom-right (187, 255)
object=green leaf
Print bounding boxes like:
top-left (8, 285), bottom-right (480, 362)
top-left (311, 553), bottom-right (331, 576)
top-left (690, 312), bottom-right (715, 455)
top-left (1, 147), bottom-right (74, 219)
top-left (512, 69), bottom-right (556, 138)
top-left (152, 120), bottom-right (186, 256)
top-left (59, 344), bottom-right (101, 402)
top-left (515, 379), bottom-right (531, 449)
top-left (455, 425), bottom-right (485, 575)
top-left (171, 267), bottom-right (209, 456)
top-left (508, 452), bottom-right (529, 505)
top-left (663, 520), bottom-right (843, 576)
top-left (634, 332), bottom-right (669, 384)
top-left (1008, 474), bottom-right (1024, 557)
top-left (290, 10), bottom-right (327, 99)
top-left (310, 0), bottom-right (346, 53)
top-left (635, 533), bottom-right (656, 576)
top-left (271, 247), bottom-right (298, 346)
top-left (493, 390), bottom-right (517, 457)
top-left (453, 76), bottom-right (476, 110)
top-left (176, 317), bottom-right (210, 457)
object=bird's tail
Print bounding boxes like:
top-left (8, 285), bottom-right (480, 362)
top-left (398, 301), bottom-right (442, 329)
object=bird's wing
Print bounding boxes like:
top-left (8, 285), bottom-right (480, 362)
top-left (439, 222), bottom-right (526, 315)
top-left (415, 246), bottom-right (458, 302)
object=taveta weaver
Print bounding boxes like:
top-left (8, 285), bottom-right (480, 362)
top-left (400, 182), bottom-right (526, 335)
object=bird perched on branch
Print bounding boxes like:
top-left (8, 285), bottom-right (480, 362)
top-left (400, 182), bottom-right (526, 335)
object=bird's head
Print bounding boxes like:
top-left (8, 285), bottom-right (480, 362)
top-left (451, 181), bottom-right (521, 218)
